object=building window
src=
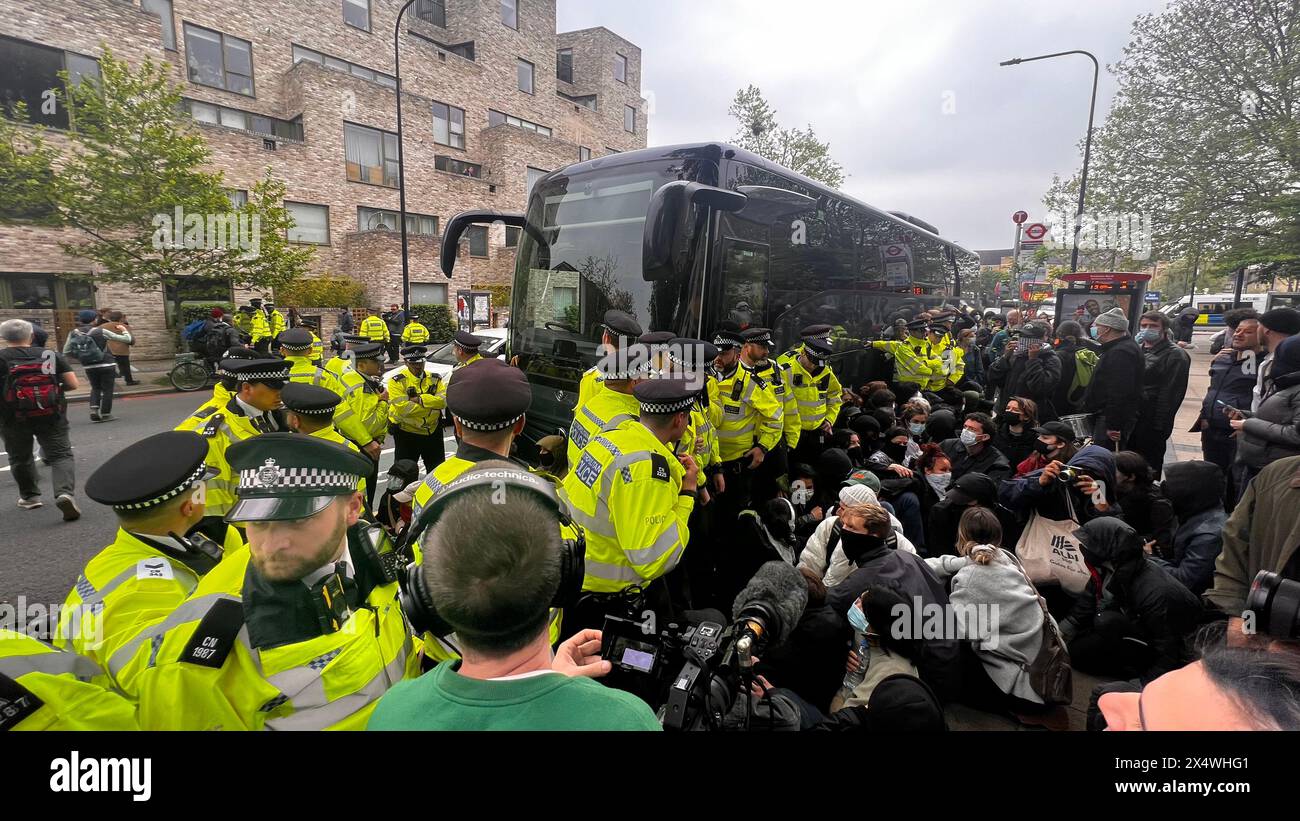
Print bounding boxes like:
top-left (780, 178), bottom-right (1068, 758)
top-left (343, 0), bottom-right (370, 31)
top-left (505, 226), bottom-right (521, 247)
top-left (558, 91), bottom-right (596, 111)
top-left (579, 146), bottom-right (591, 162)
top-left (0, 36), bottom-right (100, 130)
top-left (434, 155), bottom-right (482, 178)
top-left (292, 45), bottom-right (396, 88)
top-left (227, 189), bottom-right (248, 208)
top-left (285, 202), bottom-right (330, 244)
top-left (411, 282), bottom-right (448, 305)
top-left (183, 24), bottom-right (254, 96)
top-left (163, 276), bottom-right (233, 328)
top-left (556, 48), bottom-right (573, 84)
top-left (0, 274), bottom-right (97, 312)
top-left (517, 59), bottom-right (534, 94)
top-left (466, 226), bottom-right (488, 258)
top-left (552, 286), bottom-right (577, 322)
top-left (358, 207), bottom-right (438, 236)
top-left (345, 122), bottom-right (400, 187)
top-left (431, 101), bottom-right (465, 149)
top-left (487, 109), bottom-right (551, 138)
top-left (182, 98), bottom-right (303, 141)
top-left (501, 0), bottom-right (518, 29)
top-left (624, 105), bottom-right (636, 133)
top-left (142, 0), bottom-right (177, 50)
top-left (614, 53), bottom-right (627, 83)
top-left (526, 166), bottom-right (548, 198)
top-left (416, 0), bottom-right (446, 27)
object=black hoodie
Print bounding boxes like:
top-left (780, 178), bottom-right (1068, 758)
top-left (1074, 517), bottom-right (1201, 678)
top-left (1157, 461), bottom-right (1227, 595)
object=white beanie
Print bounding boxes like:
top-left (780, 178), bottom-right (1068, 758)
top-left (1094, 307), bottom-right (1129, 332)
top-left (839, 484), bottom-right (879, 507)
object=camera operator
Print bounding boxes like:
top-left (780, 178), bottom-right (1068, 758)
top-left (368, 462), bottom-right (661, 730)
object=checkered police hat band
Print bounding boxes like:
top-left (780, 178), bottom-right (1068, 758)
top-left (114, 463), bottom-right (210, 511)
top-left (713, 335), bottom-right (740, 348)
top-left (289, 406), bottom-right (335, 416)
top-left (236, 369), bottom-right (291, 381)
top-left (641, 399), bottom-right (694, 414)
top-left (456, 413), bottom-right (525, 432)
top-left (239, 462), bottom-right (360, 492)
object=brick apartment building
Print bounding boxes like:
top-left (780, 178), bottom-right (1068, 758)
top-left (0, 0), bottom-right (648, 357)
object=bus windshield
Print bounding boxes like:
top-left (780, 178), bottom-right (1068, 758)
top-left (513, 158), bottom-right (709, 366)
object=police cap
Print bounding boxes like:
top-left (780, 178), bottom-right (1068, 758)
top-left (86, 431), bottom-right (216, 512)
top-left (280, 382), bottom-right (342, 416)
top-left (800, 324), bottom-right (833, 341)
top-left (447, 359), bottom-right (531, 431)
top-left (226, 433), bottom-right (371, 522)
top-left (278, 327), bottom-right (313, 351)
top-left (803, 338), bottom-right (834, 362)
top-left (667, 338), bottom-right (718, 370)
top-left (401, 345), bottom-right (428, 361)
top-left (638, 331), bottom-right (675, 347)
top-left (219, 358), bottom-right (291, 384)
top-left (351, 342), bottom-right (385, 361)
top-left (601, 310), bottom-right (642, 340)
top-left (742, 327), bottom-right (773, 347)
top-left (633, 374), bottom-right (698, 416)
top-left (453, 331), bottom-right (482, 351)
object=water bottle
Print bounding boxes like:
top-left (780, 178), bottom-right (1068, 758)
top-left (840, 629), bottom-right (871, 696)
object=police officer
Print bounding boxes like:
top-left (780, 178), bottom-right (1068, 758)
top-left (360, 310), bottom-right (391, 359)
top-left (872, 317), bottom-right (941, 396)
top-left (665, 339), bottom-right (722, 609)
top-left (410, 358), bottom-right (532, 517)
top-left (567, 341), bottom-right (646, 469)
top-left (711, 325), bottom-right (780, 508)
top-left (0, 630), bottom-right (137, 729)
top-left (175, 358), bottom-right (290, 521)
top-left (639, 330), bottom-right (675, 373)
top-left (576, 309), bottom-right (643, 408)
top-left (388, 345), bottom-right (445, 472)
top-left (401, 315), bottom-right (430, 346)
top-left (57, 432), bottom-right (241, 693)
top-left (743, 328), bottom-right (797, 501)
top-left (246, 298), bottom-right (272, 355)
top-left (281, 382), bottom-right (368, 503)
top-left (436, 330), bottom-right (485, 407)
top-left (777, 323), bottom-right (834, 364)
top-left (788, 337), bottom-right (842, 465)
top-left (560, 375), bottom-right (700, 631)
top-left (130, 435), bottom-right (419, 730)
top-left (348, 342), bottom-right (391, 511)
top-left (264, 300), bottom-right (287, 345)
top-left (323, 334), bottom-right (370, 379)
top-left (279, 328), bottom-right (373, 455)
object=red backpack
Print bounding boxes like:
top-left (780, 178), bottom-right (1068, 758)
top-left (3, 357), bottom-right (62, 421)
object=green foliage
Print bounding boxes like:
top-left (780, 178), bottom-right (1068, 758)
top-left (276, 275), bottom-right (366, 308)
top-left (180, 302), bottom-right (234, 326)
top-left (728, 85), bottom-right (846, 188)
top-left (472, 283), bottom-right (512, 313)
top-left (409, 304), bottom-right (456, 344)
top-left (0, 47), bottom-right (314, 301)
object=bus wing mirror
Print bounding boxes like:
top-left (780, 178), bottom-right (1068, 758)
top-left (440, 210), bottom-right (527, 278)
top-left (643, 181), bottom-right (746, 282)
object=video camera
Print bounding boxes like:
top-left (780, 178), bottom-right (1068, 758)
top-left (598, 561), bottom-right (808, 731)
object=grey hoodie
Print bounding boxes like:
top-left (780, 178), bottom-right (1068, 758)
top-left (926, 548), bottom-right (1052, 704)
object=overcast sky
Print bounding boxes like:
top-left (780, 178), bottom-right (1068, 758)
top-left (557, 0), bottom-right (1170, 251)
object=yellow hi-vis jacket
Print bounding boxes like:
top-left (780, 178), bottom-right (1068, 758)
top-left (575, 367), bottom-right (604, 409)
top-left (714, 364), bottom-right (782, 462)
top-left (925, 333), bottom-right (954, 391)
top-left (129, 548), bottom-right (419, 730)
top-left (560, 422), bottom-right (693, 593)
top-left (309, 331), bottom-right (324, 363)
top-left (285, 355), bottom-right (373, 447)
top-left (0, 630), bottom-right (138, 730)
top-left (754, 359), bottom-right (800, 449)
top-left (57, 525), bottom-right (244, 694)
top-left (782, 354), bottom-right (844, 432)
top-left (387, 365), bottom-right (443, 435)
top-left (354, 373), bottom-right (390, 443)
top-left (268, 310), bottom-right (286, 340)
top-left (871, 336), bottom-right (942, 389)
top-left (947, 345), bottom-right (966, 387)
top-left (175, 397), bottom-right (278, 518)
top-left (401, 322), bottom-right (430, 344)
top-left (567, 385), bottom-right (641, 469)
top-left (249, 310), bottom-right (271, 344)
top-left (360, 314), bottom-right (390, 344)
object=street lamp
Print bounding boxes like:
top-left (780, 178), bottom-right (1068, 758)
top-left (1000, 50), bottom-right (1100, 273)
top-left (394, 0), bottom-right (418, 314)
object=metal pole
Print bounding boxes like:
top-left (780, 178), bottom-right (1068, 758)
top-left (1233, 266), bottom-right (1246, 309)
top-left (1011, 222), bottom-right (1023, 280)
top-left (1000, 51), bottom-right (1100, 272)
top-left (394, 0), bottom-right (417, 315)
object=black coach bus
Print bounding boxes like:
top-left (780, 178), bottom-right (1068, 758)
top-left (440, 142), bottom-right (979, 452)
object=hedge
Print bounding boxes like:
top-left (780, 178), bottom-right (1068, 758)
top-left (408, 304), bottom-right (456, 344)
top-left (275, 275), bottom-right (366, 309)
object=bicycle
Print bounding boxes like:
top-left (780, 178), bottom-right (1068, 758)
top-left (169, 352), bottom-right (215, 392)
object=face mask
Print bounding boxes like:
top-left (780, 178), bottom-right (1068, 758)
top-left (846, 600), bottom-right (869, 633)
top-left (387, 474), bottom-right (408, 493)
top-left (847, 446), bottom-right (864, 460)
top-left (884, 442), bottom-right (908, 463)
top-left (839, 529), bottom-right (885, 563)
top-left (909, 422), bottom-right (926, 437)
top-left (960, 428), bottom-right (979, 447)
top-left (1137, 329), bottom-right (1160, 344)
top-left (1089, 325), bottom-right (1100, 340)
top-left (1034, 439), bottom-right (1058, 456)
top-left (1004, 412), bottom-right (1022, 425)
top-left (926, 472), bottom-right (952, 495)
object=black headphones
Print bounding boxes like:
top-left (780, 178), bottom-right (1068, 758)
top-left (393, 466), bottom-right (586, 639)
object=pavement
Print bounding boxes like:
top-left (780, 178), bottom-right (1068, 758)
top-left (2, 331), bottom-right (1223, 730)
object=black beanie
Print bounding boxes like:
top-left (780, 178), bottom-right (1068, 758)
top-left (1260, 308), bottom-right (1300, 336)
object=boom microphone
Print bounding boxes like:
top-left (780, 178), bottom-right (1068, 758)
top-left (731, 561), bottom-right (809, 656)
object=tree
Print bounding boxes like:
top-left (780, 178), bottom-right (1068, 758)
top-left (728, 85), bottom-right (846, 188)
top-left (0, 47), bottom-right (314, 321)
top-left (1042, 0), bottom-right (1300, 274)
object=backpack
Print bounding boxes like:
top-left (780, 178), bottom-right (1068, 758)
top-left (65, 329), bottom-right (110, 366)
top-left (184, 319), bottom-right (208, 342)
top-left (1068, 348), bottom-right (1099, 404)
top-left (3, 357), bottom-right (62, 421)
top-left (206, 325), bottom-right (238, 361)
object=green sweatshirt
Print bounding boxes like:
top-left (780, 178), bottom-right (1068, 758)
top-left (367, 661), bottom-right (661, 731)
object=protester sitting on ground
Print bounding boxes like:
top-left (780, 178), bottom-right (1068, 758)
top-left (916, 443), bottom-right (952, 521)
top-left (993, 396), bottom-right (1040, 468)
top-left (864, 426), bottom-right (925, 549)
top-left (1154, 460), bottom-right (1226, 596)
top-left (998, 443), bottom-right (1119, 529)
top-left (830, 583), bottom-right (923, 712)
top-left (941, 412), bottom-right (1010, 483)
top-left (926, 507), bottom-right (1061, 715)
top-left (1064, 517), bottom-right (1202, 683)
top-left (1014, 420), bottom-right (1079, 477)
top-left (1114, 450), bottom-right (1177, 564)
top-left (928, 472), bottom-right (1022, 558)
top-left (925, 407), bottom-right (957, 446)
top-left (799, 484), bottom-right (917, 588)
top-left (901, 403), bottom-right (929, 443)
